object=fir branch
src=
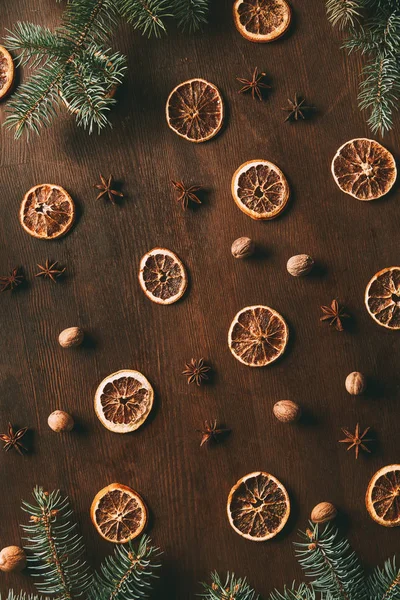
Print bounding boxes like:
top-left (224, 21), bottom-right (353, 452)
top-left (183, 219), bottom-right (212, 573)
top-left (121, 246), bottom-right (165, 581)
top-left (326, 0), bottom-right (363, 29)
top-left (2, 594), bottom-right (48, 600)
top-left (21, 487), bottom-right (92, 600)
top-left (172, 0), bottom-right (210, 32)
top-left (4, 22), bottom-right (68, 68)
top-left (116, 0), bottom-right (172, 37)
top-left (368, 557), bottom-right (400, 600)
top-left (200, 571), bottom-right (258, 600)
top-left (269, 582), bottom-right (316, 600)
top-left (295, 523), bottom-right (366, 600)
top-left (90, 535), bottom-right (161, 600)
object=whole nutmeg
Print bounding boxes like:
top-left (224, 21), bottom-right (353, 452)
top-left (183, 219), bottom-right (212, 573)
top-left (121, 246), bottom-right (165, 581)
top-left (48, 410), bottom-right (74, 432)
top-left (58, 326), bottom-right (84, 348)
top-left (287, 254), bottom-right (314, 277)
top-left (311, 502), bottom-right (337, 524)
top-left (0, 546), bottom-right (26, 573)
top-left (273, 400), bottom-right (302, 423)
top-left (345, 371), bottom-right (366, 395)
top-left (231, 237), bottom-right (255, 259)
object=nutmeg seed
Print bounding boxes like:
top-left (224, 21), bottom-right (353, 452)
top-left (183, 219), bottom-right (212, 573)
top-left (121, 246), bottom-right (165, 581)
top-left (0, 546), bottom-right (26, 572)
top-left (58, 326), bottom-right (84, 348)
top-left (311, 502), bottom-right (337, 523)
top-left (273, 400), bottom-right (302, 423)
top-left (287, 254), bottom-right (314, 277)
top-left (345, 371), bottom-right (366, 395)
top-left (48, 410), bottom-right (74, 432)
top-left (231, 237), bottom-right (255, 259)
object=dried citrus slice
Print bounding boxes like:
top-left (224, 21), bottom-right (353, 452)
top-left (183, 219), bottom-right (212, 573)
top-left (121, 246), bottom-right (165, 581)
top-left (233, 0), bottom-right (291, 43)
top-left (166, 78), bottom-right (224, 143)
top-left (229, 305), bottom-right (288, 367)
top-left (227, 471), bottom-right (290, 541)
top-left (365, 267), bottom-right (400, 330)
top-left (19, 184), bottom-right (75, 240)
top-left (94, 370), bottom-right (154, 434)
top-left (331, 138), bottom-right (396, 200)
top-left (91, 483), bottom-right (148, 543)
top-left (0, 46), bottom-right (15, 100)
top-left (139, 248), bottom-right (187, 305)
top-left (231, 160), bottom-right (289, 220)
top-left (366, 465), bottom-right (400, 527)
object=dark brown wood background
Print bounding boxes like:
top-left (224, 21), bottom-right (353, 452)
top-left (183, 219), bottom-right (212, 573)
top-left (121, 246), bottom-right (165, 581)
top-left (0, 1), bottom-right (399, 598)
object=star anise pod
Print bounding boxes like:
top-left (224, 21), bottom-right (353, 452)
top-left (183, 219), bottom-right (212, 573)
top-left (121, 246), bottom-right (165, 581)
top-left (171, 180), bottom-right (202, 210)
top-left (35, 259), bottom-right (66, 283)
top-left (282, 93), bottom-right (314, 121)
top-left (0, 267), bottom-right (24, 292)
top-left (339, 423), bottom-right (373, 459)
top-left (0, 423), bottom-right (28, 455)
top-left (94, 174), bottom-right (124, 204)
top-left (320, 299), bottom-right (350, 331)
top-left (183, 358), bottom-right (211, 386)
top-left (237, 67), bottom-right (271, 101)
top-left (196, 420), bottom-right (231, 447)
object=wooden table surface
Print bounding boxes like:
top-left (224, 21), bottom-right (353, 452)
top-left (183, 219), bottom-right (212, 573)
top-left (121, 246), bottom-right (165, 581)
top-left (1, 1), bottom-right (399, 598)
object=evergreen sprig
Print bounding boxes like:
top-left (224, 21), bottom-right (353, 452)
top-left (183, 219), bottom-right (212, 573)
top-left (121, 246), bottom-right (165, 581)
top-left (3, 0), bottom-right (210, 139)
top-left (90, 535), bottom-right (161, 600)
top-left (200, 572), bottom-right (259, 600)
top-left (2, 594), bottom-right (48, 600)
top-left (368, 557), bottom-right (400, 600)
top-left (326, 0), bottom-right (400, 135)
top-left (21, 487), bottom-right (93, 599)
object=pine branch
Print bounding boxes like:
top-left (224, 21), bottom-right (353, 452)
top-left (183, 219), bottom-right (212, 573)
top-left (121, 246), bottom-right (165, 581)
top-left (2, 594), bottom-right (48, 600)
top-left (200, 572), bottom-right (258, 600)
top-left (269, 582), bottom-right (316, 600)
top-left (295, 523), bottom-right (366, 600)
top-left (172, 0), bottom-right (210, 32)
top-left (4, 22), bottom-right (68, 68)
top-left (116, 0), bottom-right (172, 37)
top-left (368, 557), bottom-right (400, 600)
top-left (326, 0), bottom-right (363, 29)
top-left (90, 535), bottom-right (161, 600)
top-left (21, 487), bottom-right (92, 600)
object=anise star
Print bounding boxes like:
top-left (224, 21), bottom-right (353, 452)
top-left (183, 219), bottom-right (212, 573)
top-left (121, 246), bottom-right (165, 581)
top-left (171, 180), bottom-right (202, 210)
top-left (237, 67), bottom-right (271, 101)
top-left (0, 267), bottom-right (24, 292)
top-left (339, 423), bottom-right (373, 459)
top-left (35, 259), bottom-right (66, 283)
top-left (0, 423), bottom-right (28, 455)
top-left (196, 420), bottom-right (231, 447)
top-left (94, 174), bottom-right (124, 204)
top-left (282, 93), bottom-right (314, 121)
top-left (183, 358), bottom-right (211, 386)
top-left (320, 299), bottom-right (350, 331)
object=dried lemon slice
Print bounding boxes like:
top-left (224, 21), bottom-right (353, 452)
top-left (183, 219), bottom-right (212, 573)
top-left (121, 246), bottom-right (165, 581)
top-left (0, 46), bottom-right (15, 99)
top-left (365, 267), bottom-right (400, 330)
top-left (20, 184), bottom-right (75, 240)
top-left (366, 465), bottom-right (400, 527)
top-left (233, 0), bottom-right (291, 43)
top-left (139, 248), bottom-right (187, 305)
top-left (94, 370), bottom-right (154, 434)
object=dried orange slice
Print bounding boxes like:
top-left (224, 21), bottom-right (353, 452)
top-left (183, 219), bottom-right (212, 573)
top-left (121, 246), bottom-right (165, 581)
top-left (331, 138), bottom-right (396, 200)
top-left (19, 184), bottom-right (75, 240)
top-left (166, 78), bottom-right (224, 143)
top-left (0, 46), bottom-right (14, 100)
top-left (139, 248), bottom-right (187, 305)
top-left (94, 370), bottom-right (154, 434)
top-left (227, 471), bottom-right (290, 541)
top-left (91, 483), bottom-right (148, 543)
top-left (233, 0), bottom-right (291, 43)
top-left (228, 305), bottom-right (288, 367)
top-left (231, 160), bottom-right (289, 220)
top-left (366, 465), bottom-right (400, 527)
top-left (365, 267), bottom-right (400, 330)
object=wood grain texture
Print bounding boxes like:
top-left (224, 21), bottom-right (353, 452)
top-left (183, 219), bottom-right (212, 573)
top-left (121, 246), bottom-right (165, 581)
top-left (0, 1), bottom-right (399, 598)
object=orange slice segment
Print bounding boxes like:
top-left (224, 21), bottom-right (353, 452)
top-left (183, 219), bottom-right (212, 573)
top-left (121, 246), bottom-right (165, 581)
top-left (166, 78), bottom-right (224, 143)
top-left (227, 471), bottom-right (290, 541)
top-left (331, 138), bottom-right (396, 200)
top-left (0, 46), bottom-right (15, 100)
top-left (231, 160), bottom-right (289, 220)
top-left (365, 267), bottom-right (400, 330)
top-left (19, 184), bottom-right (75, 240)
top-left (91, 483), bottom-right (148, 543)
top-left (228, 305), bottom-right (289, 367)
top-left (94, 370), bottom-right (154, 434)
top-left (139, 248), bottom-right (187, 305)
top-left (233, 0), bottom-right (291, 43)
top-left (366, 465), bottom-right (400, 527)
